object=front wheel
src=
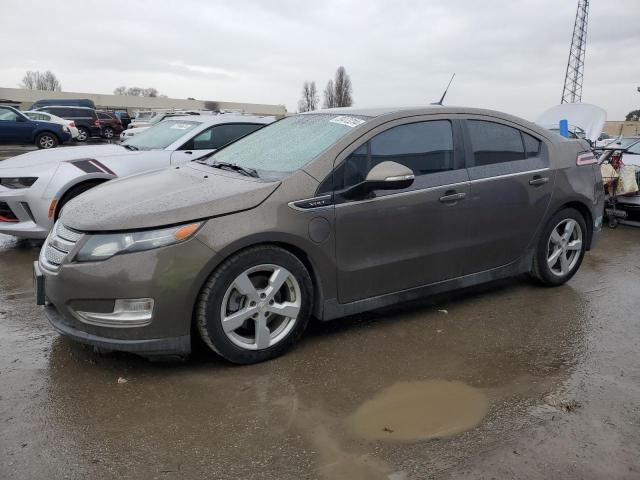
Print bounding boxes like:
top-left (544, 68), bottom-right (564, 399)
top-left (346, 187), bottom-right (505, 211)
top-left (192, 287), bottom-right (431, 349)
top-left (36, 132), bottom-right (58, 149)
top-left (531, 208), bottom-right (587, 286)
top-left (196, 246), bottom-right (313, 364)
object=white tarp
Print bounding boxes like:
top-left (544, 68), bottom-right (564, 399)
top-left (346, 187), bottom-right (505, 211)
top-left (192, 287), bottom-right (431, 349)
top-left (536, 103), bottom-right (607, 143)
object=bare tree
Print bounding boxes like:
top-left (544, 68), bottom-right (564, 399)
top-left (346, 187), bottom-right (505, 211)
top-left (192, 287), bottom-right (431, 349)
top-left (20, 70), bottom-right (62, 91)
top-left (298, 81), bottom-right (319, 112)
top-left (323, 79), bottom-right (335, 108)
top-left (333, 66), bottom-right (353, 107)
top-left (113, 86), bottom-right (164, 97)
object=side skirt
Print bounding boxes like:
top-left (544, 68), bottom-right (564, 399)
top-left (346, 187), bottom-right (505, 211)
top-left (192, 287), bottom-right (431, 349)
top-left (321, 251), bottom-right (534, 321)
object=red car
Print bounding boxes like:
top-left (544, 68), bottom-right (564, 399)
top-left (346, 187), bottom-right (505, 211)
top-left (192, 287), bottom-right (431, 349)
top-left (96, 111), bottom-right (124, 139)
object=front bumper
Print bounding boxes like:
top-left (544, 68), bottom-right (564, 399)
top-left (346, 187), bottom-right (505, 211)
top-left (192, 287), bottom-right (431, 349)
top-left (38, 233), bottom-right (217, 357)
top-left (0, 187), bottom-right (52, 238)
top-left (45, 304), bottom-right (190, 356)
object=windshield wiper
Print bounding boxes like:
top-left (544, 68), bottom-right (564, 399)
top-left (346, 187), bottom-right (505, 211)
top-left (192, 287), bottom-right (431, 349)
top-left (208, 161), bottom-right (259, 178)
top-left (122, 144), bottom-right (138, 151)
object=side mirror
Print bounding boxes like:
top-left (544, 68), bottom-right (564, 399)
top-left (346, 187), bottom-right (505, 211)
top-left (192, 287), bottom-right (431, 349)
top-left (342, 161), bottom-right (414, 199)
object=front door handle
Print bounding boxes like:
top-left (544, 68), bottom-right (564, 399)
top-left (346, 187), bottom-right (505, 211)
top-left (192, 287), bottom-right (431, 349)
top-left (184, 151), bottom-right (193, 155)
top-left (439, 191), bottom-right (466, 203)
top-left (529, 176), bottom-right (549, 186)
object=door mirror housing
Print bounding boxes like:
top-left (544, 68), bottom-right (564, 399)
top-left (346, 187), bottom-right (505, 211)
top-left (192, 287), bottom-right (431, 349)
top-left (342, 161), bottom-right (415, 199)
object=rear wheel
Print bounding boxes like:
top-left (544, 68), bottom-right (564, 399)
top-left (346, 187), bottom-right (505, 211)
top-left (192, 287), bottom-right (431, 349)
top-left (76, 127), bottom-right (89, 142)
top-left (531, 208), bottom-right (587, 286)
top-left (196, 246), bottom-right (313, 364)
top-left (102, 127), bottom-right (114, 139)
top-left (36, 132), bottom-right (58, 149)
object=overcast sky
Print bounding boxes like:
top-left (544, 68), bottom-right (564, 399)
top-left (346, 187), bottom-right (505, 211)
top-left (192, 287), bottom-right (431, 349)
top-left (1, 0), bottom-right (638, 120)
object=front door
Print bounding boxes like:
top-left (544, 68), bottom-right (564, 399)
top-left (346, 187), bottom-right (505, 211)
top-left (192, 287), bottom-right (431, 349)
top-left (334, 118), bottom-right (471, 304)
top-left (461, 118), bottom-right (555, 274)
top-left (0, 107), bottom-right (32, 143)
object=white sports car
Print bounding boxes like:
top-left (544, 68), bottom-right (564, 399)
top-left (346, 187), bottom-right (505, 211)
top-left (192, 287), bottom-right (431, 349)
top-left (0, 114), bottom-right (273, 238)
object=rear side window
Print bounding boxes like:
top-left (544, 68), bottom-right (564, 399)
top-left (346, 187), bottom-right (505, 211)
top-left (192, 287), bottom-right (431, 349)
top-left (467, 120), bottom-right (525, 166)
top-left (523, 132), bottom-right (541, 158)
top-left (335, 120), bottom-right (455, 190)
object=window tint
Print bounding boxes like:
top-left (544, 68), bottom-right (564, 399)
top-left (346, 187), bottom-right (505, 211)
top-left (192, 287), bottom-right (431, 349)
top-left (467, 120), bottom-right (525, 166)
top-left (523, 132), bottom-right (541, 158)
top-left (211, 124), bottom-right (263, 149)
top-left (97, 112), bottom-right (112, 120)
top-left (337, 120), bottom-right (454, 189)
top-left (0, 108), bottom-right (20, 121)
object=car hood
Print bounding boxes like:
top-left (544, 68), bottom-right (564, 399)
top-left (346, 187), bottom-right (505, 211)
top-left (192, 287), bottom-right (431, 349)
top-left (0, 144), bottom-right (129, 170)
top-left (536, 103), bottom-right (606, 143)
top-left (61, 163), bottom-right (280, 231)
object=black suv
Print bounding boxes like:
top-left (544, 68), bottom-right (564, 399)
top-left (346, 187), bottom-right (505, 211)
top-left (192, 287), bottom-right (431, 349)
top-left (34, 106), bottom-right (102, 142)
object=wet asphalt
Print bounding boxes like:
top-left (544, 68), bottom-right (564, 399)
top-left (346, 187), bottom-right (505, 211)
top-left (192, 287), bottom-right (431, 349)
top-left (1, 226), bottom-right (639, 479)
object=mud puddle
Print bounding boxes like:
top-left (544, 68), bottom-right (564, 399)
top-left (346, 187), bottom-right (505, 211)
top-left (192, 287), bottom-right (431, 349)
top-left (349, 380), bottom-right (489, 441)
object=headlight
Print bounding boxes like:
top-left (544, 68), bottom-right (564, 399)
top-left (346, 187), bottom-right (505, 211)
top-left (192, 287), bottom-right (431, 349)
top-left (75, 222), bottom-right (203, 262)
top-left (0, 177), bottom-right (38, 189)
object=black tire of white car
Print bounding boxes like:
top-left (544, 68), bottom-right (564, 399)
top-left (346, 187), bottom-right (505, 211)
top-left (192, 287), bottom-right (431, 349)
top-left (36, 132), bottom-right (58, 149)
top-left (196, 245), bottom-right (313, 364)
top-left (76, 127), bottom-right (89, 142)
top-left (532, 208), bottom-right (587, 286)
top-left (55, 181), bottom-right (105, 220)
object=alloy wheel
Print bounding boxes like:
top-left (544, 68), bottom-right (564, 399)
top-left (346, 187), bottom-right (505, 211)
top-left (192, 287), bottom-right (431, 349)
top-left (220, 264), bottom-right (302, 350)
top-left (40, 135), bottom-right (55, 148)
top-left (546, 218), bottom-right (583, 277)
top-left (103, 128), bottom-right (114, 138)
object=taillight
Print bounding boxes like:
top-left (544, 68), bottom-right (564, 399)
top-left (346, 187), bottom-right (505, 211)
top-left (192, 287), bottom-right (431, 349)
top-left (68, 121), bottom-right (76, 128)
top-left (94, 119), bottom-right (101, 127)
top-left (576, 151), bottom-right (597, 165)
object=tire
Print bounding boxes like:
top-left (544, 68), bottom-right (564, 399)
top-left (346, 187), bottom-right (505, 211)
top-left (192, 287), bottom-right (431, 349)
top-left (196, 245), bottom-right (313, 364)
top-left (55, 181), bottom-right (104, 220)
top-left (531, 208), bottom-right (587, 286)
top-left (36, 132), bottom-right (58, 149)
top-left (76, 127), bottom-right (89, 142)
top-left (103, 127), bottom-right (114, 139)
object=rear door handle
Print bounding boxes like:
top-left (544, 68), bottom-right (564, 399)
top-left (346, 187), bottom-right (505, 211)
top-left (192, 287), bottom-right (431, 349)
top-left (439, 191), bottom-right (466, 203)
top-left (529, 176), bottom-right (549, 186)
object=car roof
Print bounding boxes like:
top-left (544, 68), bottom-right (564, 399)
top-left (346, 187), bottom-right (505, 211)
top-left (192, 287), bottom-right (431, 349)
top-left (161, 114), bottom-right (275, 125)
top-left (36, 105), bottom-right (95, 111)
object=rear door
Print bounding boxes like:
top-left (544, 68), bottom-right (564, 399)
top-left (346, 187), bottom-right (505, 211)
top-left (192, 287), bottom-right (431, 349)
top-left (334, 117), bottom-right (471, 304)
top-left (461, 118), bottom-right (555, 274)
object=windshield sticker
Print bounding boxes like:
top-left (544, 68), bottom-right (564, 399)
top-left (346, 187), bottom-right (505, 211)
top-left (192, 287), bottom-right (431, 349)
top-left (329, 116), bottom-right (365, 128)
top-left (169, 123), bottom-right (193, 130)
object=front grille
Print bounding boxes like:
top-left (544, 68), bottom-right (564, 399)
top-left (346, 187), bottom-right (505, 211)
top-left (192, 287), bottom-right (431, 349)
top-left (0, 201), bottom-right (18, 222)
top-left (40, 222), bottom-right (83, 269)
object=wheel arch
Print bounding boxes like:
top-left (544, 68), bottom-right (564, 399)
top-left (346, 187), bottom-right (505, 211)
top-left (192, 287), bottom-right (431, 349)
top-left (54, 177), bottom-right (111, 219)
top-left (191, 238), bottom-right (327, 324)
top-left (34, 129), bottom-right (61, 143)
top-left (551, 200), bottom-right (594, 250)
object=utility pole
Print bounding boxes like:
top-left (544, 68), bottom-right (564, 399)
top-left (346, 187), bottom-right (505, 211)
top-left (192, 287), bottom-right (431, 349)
top-left (561, 0), bottom-right (589, 104)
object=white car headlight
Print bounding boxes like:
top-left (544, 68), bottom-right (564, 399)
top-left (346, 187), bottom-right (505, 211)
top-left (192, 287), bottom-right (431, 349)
top-left (75, 222), bottom-right (203, 262)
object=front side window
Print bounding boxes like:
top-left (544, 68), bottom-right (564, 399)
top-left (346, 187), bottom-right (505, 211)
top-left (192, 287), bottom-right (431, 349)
top-left (335, 120), bottom-right (455, 190)
top-left (183, 123), bottom-right (263, 150)
top-left (467, 120), bottom-right (526, 166)
top-left (0, 108), bottom-right (20, 121)
top-left (208, 114), bottom-right (370, 173)
top-left (121, 120), bottom-right (201, 150)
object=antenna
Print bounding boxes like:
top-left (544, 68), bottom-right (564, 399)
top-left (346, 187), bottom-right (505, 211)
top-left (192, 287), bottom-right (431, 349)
top-left (561, 0), bottom-right (589, 103)
top-left (432, 73), bottom-right (456, 105)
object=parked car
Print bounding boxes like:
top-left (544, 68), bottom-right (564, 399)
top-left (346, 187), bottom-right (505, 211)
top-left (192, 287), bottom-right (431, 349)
top-left (121, 112), bottom-right (199, 140)
top-left (96, 111), bottom-right (123, 139)
top-left (29, 98), bottom-right (96, 110)
top-left (601, 138), bottom-right (640, 214)
top-left (34, 106), bottom-right (101, 142)
top-left (594, 133), bottom-right (616, 149)
top-left (0, 115), bottom-right (272, 238)
top-left (113, 111), bottom-right (132, 129)
top-left (0, 106), bottom-right (71, 149)
top-left (34, 106), bottom-right (604, 364)
top-left (23, 110), bottom-right (80, 140)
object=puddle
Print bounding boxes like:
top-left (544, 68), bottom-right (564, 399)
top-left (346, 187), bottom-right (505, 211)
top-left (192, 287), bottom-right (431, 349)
top-left (349, 380), bottom-right (489, 441)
